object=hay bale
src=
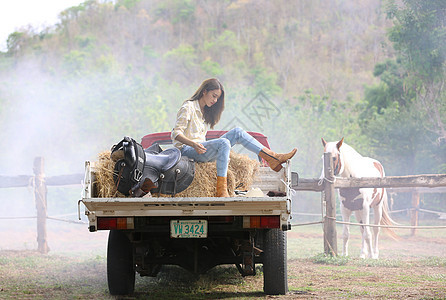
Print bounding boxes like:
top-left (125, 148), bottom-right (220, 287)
top-left (93, 151), bottom-right (125, 198)
top-left (155, 151), bottom-right (259, 198)
top-left (154, 161), bottom-right (236, 197)
top-left (93, 150), bottom-right (259, 198)
top-left (228, 151), bottom-right (260, 190)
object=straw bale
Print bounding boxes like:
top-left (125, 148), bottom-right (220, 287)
top-left (228, 151), bottom-right (260, 190)
top-left (93, 150), bottom-right (259, 198)
top-left (154, 151), bottom-right (259, 198)
top-left (93, 151), bottom-right (125, 198)
top-left (154, 161), bottom-right (236, 197)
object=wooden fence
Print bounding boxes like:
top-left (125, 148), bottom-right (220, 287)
top-left (0, 157), bottom-right (83, 254)
top-left (291, 152), bottom-right (446, 256)
top-left (1, 155), bottom-right (445, 256)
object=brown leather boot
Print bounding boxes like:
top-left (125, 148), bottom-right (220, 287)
top-left (259, 147), bottom-right (297, 172)
top-left (216, 176), bottom-right (230, 197)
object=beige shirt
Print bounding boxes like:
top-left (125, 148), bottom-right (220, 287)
top-left (171, 100), bottom-right (207, 148)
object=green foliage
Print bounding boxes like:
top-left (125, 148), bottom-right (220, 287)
top-left (6, 32), bottom-right (26, 55)
top-left (163, 44), bottom-right (198, 79)
top-left (200, 59), bottom-right (223, 77)
top-left (115, 0), bottom-right (141, 10)
top-left (58, 2), bottom-right (87, 23)
top-left (62, 50), bottom-right (88, 76)
top-left (370, 58), bottom-right (414, 109)
top-left (362, 90), bottom-right (440, 175)
top-left (358, 0), bottom-right (446, 177)
top-left (204, 30), bottom-right (245, 57)
top-left (384, 0), bottom-right (446, 143)
top-left (250, 67), bottom-right (282, 97)
top-left (75, 35), bottom-right (96, 49)
top-left (95, 54), bottom-right (118, 73)
top-left (155, 0), bottom-right (196, 24)
top-left (264, 90), bottom-right (361, 178)
top-left (386, 0), bottom-right (446, 81)
top-left (350, 0), bottom-right (446, 210)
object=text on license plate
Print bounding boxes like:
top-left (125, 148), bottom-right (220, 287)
top-left (170, 220), bottom-right (207, 238)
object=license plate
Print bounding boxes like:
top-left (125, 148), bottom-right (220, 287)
top-left (170, 220), bottom-right (207, 238)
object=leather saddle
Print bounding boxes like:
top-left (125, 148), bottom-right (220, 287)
top-left (131, 143), bottom-right (195, 196)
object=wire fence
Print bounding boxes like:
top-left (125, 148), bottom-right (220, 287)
top-left (0, 215), bottom-right (87, 225)
top-left (1, 207), bottom-right (444, 228)
top-left (291, 207), bottom-right (446, 229)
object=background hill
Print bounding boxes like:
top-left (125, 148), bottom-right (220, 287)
top-left (0, 0), bottom-right (444, 209)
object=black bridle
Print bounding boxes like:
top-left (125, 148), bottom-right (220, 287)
top-left (333, 153), bottom-right (342, 176)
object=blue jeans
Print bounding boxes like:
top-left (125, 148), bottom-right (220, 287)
top-left (180, 127), bottom-right (264, 177)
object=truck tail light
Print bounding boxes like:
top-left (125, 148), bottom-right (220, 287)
top-left (97, 217), bottom-right (134, 230)
top-left (243, 216), bottom-right (280, 229)
top-left (208, 216), bottom-right (234, 223)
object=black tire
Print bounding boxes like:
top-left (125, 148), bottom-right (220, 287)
top-left (263, 228), bottom-right (288, 295)
top-left (107, 230), bottom-right (135, 295)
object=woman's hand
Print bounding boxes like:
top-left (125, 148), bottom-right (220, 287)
top-left (193, 142), bottom-right (207, 154)
top-left (173, 133), bottom-right (207, 154)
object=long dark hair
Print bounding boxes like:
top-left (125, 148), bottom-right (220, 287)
top-left (189, 78), bottom-right (225, 129)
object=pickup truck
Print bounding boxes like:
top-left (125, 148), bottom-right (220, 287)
top-left (79, 131), bottom-right (295, 296)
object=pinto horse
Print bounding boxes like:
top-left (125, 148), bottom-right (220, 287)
top-left (321, 138), bottom-right (398, 259)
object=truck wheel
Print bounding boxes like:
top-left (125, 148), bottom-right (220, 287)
top-left (107, 230), bottom-right (135, 295)
top-left (263, 228), bottom-right (288, 295)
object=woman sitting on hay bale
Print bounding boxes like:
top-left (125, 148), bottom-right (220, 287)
top-left (171, 78), bottom-right (298, 197)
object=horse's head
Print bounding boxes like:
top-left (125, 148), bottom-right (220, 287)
top-left (321, 137), bottom-right (344, 176)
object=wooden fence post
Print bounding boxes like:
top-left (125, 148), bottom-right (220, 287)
top-left (33, 157), bottom-right (49, 254)
top-left (411, 191), bottom-right (420, 236)
top-left (323, 152), bottom-right (337, 256)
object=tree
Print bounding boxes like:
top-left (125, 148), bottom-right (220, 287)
top-left (6, 32), bottom-right (28, 56)
top-left (358, 1), bottom-right (446, 175)
top-left (162, 44), bottom-right (199, 82)
top-left (386, 0), bottom-right (446, 142)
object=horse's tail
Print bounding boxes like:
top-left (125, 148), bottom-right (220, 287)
top-left (380, 191), bottom-right (400, 240)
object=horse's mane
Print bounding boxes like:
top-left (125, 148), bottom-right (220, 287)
top-left (340, 142), bottom-right (363, 161)
top-left (340, 142), bottom-right (382, 178)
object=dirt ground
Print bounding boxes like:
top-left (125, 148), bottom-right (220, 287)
top-left (285, 229), bottom-right (446, 299)
top-left (0, 221), bottom-right (445, 299)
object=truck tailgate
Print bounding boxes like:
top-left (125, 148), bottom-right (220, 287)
top-left (81, 196), bottom-right (289, 217)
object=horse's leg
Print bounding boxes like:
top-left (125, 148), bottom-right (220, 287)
top-left (372, 205), bottom-right (382, 259)
top-left (354, 210), bottom-right (366, 258)
top-left (340, 204), bottom-right (352, 256)
top-left (372, 195), bottom-right (385, 259)
top-left (355, 202), bottom-right (372, 259)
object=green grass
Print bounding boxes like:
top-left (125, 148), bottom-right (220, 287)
top-left (417, 256), bottom-right (446, 267)
top-left (1, 249), bottom-right (445, 299)
top-left (0, 251), bottom-right (111, 300)
top-left (311, 253), bottom-right (350, 265)
top-left (354, 258), bottom-right (403, 267)
top-left (424, 273), bottom-right (446, 282)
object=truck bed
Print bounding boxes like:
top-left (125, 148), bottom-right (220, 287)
top-left (80, 160), bottom-right (292, 229)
